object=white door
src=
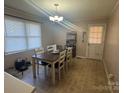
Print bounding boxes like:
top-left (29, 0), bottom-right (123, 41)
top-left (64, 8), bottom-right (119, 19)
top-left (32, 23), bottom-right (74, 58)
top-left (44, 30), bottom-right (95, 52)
top-left (86, 25), bottom-right (105, 60)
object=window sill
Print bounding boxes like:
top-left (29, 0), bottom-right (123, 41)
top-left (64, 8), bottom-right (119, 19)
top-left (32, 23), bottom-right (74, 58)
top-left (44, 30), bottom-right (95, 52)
top-left (4, 49), bottom-right (34, 55)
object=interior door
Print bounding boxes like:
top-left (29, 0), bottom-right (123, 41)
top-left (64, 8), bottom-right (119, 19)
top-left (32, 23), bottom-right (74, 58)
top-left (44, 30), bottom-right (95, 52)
top-left (87, 25), bottom-right (105, 60)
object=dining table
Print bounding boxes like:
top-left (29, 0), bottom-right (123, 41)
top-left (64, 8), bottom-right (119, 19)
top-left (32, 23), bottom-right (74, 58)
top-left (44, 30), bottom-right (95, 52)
top-left (32, 51), bottom-right (60, 85)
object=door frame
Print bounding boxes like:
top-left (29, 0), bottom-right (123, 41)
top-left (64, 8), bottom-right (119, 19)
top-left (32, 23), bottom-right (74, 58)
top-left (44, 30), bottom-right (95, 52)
top-left (86, 24), bottom-right (106, 60)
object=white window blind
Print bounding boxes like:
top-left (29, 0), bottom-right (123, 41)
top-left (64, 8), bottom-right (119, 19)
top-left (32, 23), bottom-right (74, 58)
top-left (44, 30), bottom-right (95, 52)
top-left (5, 19), bottom-right (26, 36)
top-left (27, 23), bottom-right (41, 49)
top-left (4, 16), bottom-right (42, 54)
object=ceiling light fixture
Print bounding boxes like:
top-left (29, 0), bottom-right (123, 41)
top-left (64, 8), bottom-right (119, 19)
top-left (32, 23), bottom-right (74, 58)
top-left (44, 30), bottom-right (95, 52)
top-left (49, 4), bottom-right (63, 22)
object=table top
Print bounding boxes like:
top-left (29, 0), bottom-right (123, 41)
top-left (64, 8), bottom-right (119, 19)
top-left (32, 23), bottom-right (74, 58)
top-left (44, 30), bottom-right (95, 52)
top-left (32, 52), bottom-right (59, 63)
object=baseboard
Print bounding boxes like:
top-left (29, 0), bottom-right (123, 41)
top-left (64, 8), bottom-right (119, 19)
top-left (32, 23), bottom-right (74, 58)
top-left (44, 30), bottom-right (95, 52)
top-left (102, 59), bottom-right (109, 79)
top-left (76, 56), bottom-right (88, 59)
top-left (76, 56), bottom-right (102, 61)
top-left (102, 59), bottom-right (114, 93)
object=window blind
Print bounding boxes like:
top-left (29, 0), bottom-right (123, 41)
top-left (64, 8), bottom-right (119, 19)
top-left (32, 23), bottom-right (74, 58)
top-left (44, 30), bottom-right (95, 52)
top-left (4, 16), bottom-right (42, 54)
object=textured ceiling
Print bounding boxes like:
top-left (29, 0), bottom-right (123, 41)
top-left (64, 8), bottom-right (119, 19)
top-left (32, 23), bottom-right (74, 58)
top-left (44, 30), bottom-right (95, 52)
top-left (5, 0), bottom-right (117, 21)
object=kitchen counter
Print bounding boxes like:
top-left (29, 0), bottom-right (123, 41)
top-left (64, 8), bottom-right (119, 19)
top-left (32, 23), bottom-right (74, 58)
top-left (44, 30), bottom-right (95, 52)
top-left (4, 72), bottom-right (36, 93)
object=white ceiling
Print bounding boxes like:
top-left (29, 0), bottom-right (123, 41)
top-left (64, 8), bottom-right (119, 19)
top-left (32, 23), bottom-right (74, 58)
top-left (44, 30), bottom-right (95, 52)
top-left (5, 0), bottom-right (117, 22)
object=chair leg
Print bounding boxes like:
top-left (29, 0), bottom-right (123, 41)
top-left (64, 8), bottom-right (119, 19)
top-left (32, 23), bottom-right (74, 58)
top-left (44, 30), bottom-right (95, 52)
top-left (44, 66), bottom-right (47, 77)
top-left (68, 62), bottom-right (69, 69)
top-left (66, 62), bottom-right (68, 72)
top-left (48, 66), bottom-right (51, 77)
top-left (64, 62), bottom-right (67, 72)
top-left (63, 65), bottom-right (65, 74)
top-left (63, 65), bottom-right (65, 76)
top-left (22, 72), bottom-right (23, 76)
top-left (37, 63), bottom-right (39, 75)
top-left (58, 68), bottom-right (61, 80)
top-left (70, 57), bottom-right (72, 63)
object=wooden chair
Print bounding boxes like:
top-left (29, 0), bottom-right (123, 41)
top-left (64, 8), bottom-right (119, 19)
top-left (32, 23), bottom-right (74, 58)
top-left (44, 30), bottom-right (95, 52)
top-left (57, 50), bottom-right (66, 80)
top-left (48, 50), bottom-right (66, 80)
top-left (66, 47), bottom-right (72, 71)
top-left (34, 48), bottom-right (48, 75)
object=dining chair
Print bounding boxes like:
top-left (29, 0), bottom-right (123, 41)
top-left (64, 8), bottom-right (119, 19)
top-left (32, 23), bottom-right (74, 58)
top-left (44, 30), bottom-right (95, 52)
top-left (48, 50), bottom-right (66, 80)
top-left (66, 47), bottom-right (72, 71)
top-left (57, 50), bottom-right (66, 80)
top-left (34, 48), bottom-right (48, 75)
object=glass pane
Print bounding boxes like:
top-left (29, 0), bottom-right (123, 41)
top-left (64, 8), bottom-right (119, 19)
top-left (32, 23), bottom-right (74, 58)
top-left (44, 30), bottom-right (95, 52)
top-left (5, 19), bottom-right (26, 36)
top-left (89, 39), bottom-right (93, 43)
top-left (28, 37), bottom-right (41, 49)
top-left (97, 39), bottom-right (101, 43)
top-left (89, 33), bottom-right (98, 38)
top-left (89, 26), bottom-right (103, 44)
top-left (97, 33), bottom-right (102, 38)
top-left (98, 27), bottom-right (103, 32)
top-left (5, 37), bottom-right (27, 52)
top-left (27, 23), bottom-right (41, 36)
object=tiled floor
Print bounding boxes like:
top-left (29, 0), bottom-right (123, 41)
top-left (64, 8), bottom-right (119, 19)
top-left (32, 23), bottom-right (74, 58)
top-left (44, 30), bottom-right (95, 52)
top-left (21, 58), bottom-right (110, 93)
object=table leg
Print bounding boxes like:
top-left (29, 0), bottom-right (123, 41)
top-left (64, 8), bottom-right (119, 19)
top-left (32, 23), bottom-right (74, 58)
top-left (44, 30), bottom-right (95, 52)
top-left (51, 63), bottom-right (55, 85)
top-left (32, 58), bottom-right (36, 78)
top-left (66, 62), bottom-right (68, 72)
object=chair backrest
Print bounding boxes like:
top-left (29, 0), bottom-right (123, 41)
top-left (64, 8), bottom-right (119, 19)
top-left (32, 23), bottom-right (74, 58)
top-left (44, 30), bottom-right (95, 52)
top-left (59, 50), bottom-right (66, 64)
top-left (34, 48), bottom-right (44, 55)
top-left (66, 47), bottom-right (72, 62)
top-left (66, 47), bottom-right (72, 57)
top-left (47, 44), bottom-right (56, 52)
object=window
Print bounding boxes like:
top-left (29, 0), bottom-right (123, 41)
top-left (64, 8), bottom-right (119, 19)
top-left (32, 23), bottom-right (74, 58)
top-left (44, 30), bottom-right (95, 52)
top-left (4, 16), bottom-right (42, 54)
top-left (88, 26), bottom-right (103, 44)
top-left (27, 23), bottom-right (41, 49)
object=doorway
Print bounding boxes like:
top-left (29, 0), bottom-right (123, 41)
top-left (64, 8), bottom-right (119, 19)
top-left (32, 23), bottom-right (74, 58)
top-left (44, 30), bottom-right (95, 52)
top-left (86, 24), bottom-right (106, 60)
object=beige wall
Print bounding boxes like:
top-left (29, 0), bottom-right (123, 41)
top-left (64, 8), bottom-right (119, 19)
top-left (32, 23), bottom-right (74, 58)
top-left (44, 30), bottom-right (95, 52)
top-left (103, 5), bottom-right (119, 81)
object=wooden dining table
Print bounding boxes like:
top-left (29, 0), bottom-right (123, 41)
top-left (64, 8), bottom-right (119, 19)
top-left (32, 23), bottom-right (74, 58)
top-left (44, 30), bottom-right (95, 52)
top-left (32, 51), bottom-right (60, 85)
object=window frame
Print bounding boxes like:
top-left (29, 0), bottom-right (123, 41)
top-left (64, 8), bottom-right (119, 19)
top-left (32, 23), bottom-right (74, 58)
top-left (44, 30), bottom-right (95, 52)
top-left (87, 24), bottom-right (106, 44)
top-left (4, 16), bottom-right (42, 55)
